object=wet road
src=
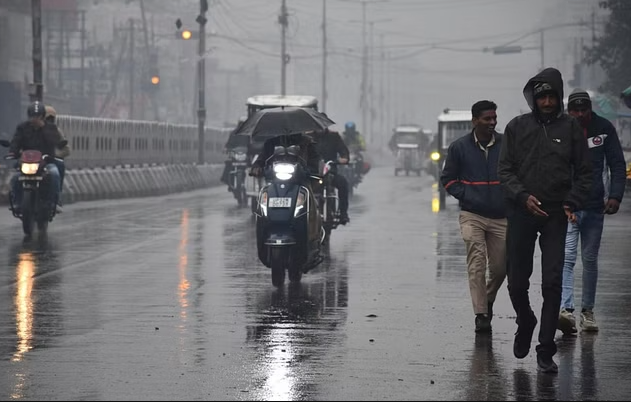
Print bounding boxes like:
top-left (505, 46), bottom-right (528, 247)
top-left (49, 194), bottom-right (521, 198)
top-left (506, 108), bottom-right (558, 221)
top-left (0, 164), bottom-right (630, 401)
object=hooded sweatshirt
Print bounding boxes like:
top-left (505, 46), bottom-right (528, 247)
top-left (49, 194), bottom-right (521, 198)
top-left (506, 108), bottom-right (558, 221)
top-left (497, 68), bottom-right (592, 212)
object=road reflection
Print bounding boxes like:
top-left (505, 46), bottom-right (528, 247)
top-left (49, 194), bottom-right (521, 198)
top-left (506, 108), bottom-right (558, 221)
top-left (464, 333), bottom-right (507, 400)
top-left (434, 206), bottom-right (465, 281)
top-left (244, 256), bottom-right (349, 401)
top-left (5, 236), bottom-right (63, 399)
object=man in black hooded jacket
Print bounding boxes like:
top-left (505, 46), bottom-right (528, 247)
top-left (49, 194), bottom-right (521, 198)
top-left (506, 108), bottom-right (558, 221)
top-left (498, 67), bottom-right (592, 374)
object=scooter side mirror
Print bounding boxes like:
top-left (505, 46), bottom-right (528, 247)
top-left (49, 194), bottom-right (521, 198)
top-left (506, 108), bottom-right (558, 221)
top-left (0, 139), bottom-right (10, 147)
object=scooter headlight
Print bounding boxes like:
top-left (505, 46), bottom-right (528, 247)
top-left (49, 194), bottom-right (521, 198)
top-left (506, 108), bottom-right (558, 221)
top-left (234, 152), bottom-right (247, 162)
top-left (273, 163), bottom-right (296, 181)
top-left (21, 163), bottom-right (40, 175)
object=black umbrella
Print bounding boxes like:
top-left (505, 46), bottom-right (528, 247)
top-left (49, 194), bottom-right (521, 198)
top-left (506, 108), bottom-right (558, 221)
top-left (233, 106), bottom-right (336, 139)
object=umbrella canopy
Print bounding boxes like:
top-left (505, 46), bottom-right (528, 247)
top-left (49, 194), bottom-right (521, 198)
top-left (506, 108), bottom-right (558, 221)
top-left (233, 106), bottom-right (335, 139)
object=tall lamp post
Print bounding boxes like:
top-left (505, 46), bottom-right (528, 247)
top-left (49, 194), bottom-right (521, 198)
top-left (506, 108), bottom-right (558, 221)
top-left (30, 0), bottom-right (44, 102)
top-left (196, 0), bottom-right (208, 165)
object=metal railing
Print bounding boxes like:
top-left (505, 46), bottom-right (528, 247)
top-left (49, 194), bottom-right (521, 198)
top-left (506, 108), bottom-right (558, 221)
top-left (57, 115), bottom-right (233, 169)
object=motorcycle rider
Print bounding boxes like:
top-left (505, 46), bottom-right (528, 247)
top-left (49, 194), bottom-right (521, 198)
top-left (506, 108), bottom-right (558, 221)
top-left (342, 121), bottom-right (367, 182)
top-left (220, 116), bottom-right (249, 191)
top-left (249, 132), bottom-right (321, 179)
top-left (342, 121), bottom-right (366, 152)
top-left (6, 101), bottom-right (64, 214)
top-left (44, 105), bottom-right (70, 211)
top-left (313, 128), bottom-right (351, 225)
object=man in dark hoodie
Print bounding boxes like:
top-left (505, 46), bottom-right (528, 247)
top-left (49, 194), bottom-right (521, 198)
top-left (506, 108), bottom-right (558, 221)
top-left (498, 68), bottom-right (592, 374)
top-left (557, 89), bottom-right (626, 336)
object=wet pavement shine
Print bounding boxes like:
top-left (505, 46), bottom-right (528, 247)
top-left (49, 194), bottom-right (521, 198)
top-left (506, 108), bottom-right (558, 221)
top-left (0, 164), bottom-right (629, 401)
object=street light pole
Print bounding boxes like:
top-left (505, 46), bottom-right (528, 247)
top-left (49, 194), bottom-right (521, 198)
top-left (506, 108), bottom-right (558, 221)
top-left (341, 0), bottom-right (388, 144)
top-left (280, 0), bottom-right (289, 95)
top-left (321, 0), bottom-right (327, 112)
top-left (197, 0), bottom-right (208, 165)
top-left (30, 0), bottom-right (44, 102)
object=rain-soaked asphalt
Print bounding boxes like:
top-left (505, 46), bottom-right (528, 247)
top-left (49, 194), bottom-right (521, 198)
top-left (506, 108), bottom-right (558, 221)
top-left (0, 161), bottom-right (630, 401)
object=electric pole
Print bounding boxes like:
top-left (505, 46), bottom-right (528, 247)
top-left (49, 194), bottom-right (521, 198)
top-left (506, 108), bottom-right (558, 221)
top-left (279, 0), bottom-right (289, 95)
top-left (361, 2), bottom-right (367, 142)
top-left (30, 0), bottom-right (44, 102)
top-left (341, 0), bottom-right (388, 145)
top-left (129, 18), bottom-right (135, 120)
top-left (139, 0), bottom-right (159, 120)
top-left (197, 0), bottom-right (208, 165)
top-left (321, 0), bottom-right (327, 112)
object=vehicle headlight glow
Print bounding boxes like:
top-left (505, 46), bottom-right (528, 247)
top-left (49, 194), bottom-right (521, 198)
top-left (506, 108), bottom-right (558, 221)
top-left (21, 163), bottom-right (39, 175)
top-left (273, 163), bottom-right (296, 181)
top-left (430, 152), bottom-right (441, 162)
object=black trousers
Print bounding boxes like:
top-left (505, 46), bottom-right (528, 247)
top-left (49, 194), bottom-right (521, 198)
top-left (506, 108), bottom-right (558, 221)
top-left (506, 206), bottom-right (568, 358)
top-left (331, 174), bottom-right (349, 214)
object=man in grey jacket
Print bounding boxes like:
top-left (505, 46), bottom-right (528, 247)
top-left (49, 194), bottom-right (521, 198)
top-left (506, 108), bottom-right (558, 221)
top-left (498, 67), bottom-right (592, 374)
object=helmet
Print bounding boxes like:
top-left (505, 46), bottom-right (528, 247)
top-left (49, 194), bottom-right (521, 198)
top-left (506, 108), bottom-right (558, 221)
top-left (27, 101), bottom-right (46, 118)
top-left (345, 121), bottom-right (356, 131)
top-left (44, 105), bottom-right (57, 122)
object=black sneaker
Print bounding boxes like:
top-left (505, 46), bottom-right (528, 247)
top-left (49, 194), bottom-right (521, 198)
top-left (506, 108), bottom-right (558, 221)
top-left (513, 315), bottom-right (537, 359)
top-left (537, 354), bottom-right (559, 374)
top-left (338, 214), bottom-right (350, 225)
top-left (475, 314), bottom-right (492, 333)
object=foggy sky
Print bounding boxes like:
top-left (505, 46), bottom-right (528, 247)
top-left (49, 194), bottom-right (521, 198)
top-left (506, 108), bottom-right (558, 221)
top-left (83, 0), bottom-right (603, 133)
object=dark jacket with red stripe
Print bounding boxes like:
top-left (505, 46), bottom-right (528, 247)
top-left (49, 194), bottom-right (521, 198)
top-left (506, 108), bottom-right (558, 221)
top-left (440, 130), bottom-right (506, 219)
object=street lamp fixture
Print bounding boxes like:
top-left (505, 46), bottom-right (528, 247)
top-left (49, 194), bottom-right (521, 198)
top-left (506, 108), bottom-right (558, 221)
top-left (181, 30), bottom-right (192, 40)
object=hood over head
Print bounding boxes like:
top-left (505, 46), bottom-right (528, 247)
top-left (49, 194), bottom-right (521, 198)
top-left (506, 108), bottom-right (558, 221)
top-left (523, 67), bottom-right (564, 118)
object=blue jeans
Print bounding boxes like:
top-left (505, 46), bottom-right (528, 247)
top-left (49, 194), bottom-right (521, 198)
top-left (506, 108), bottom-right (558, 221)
top-left (54, 159), bottom-right (66, 190)
top-left (561, 209), bottom-right (604, 311)
top-left (11, 163), bottom-right (61, 208)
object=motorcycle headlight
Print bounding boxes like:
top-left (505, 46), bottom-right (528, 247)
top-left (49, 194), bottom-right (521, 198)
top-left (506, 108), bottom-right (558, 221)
top-left (234, 152), bottom-right (247, 162)
top-left (21, 163), bottom-right (40, 175)
top-left (273, 163), bottom-right (296, 181)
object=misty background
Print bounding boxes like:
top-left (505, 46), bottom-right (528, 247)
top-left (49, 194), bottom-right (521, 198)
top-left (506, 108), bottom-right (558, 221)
top-left (0, 0), bottom-right (613, 141)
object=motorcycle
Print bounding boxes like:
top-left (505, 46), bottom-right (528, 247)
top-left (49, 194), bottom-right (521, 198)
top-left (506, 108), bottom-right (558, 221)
top-left (337, 152), bottom-right (362, 198)
top-left (254, 144), bottom-right (325, 287)
top-left (317, 160), bottom-right (342, 245)
top-left (227, 146), bottom-right (249, 207)
top-left (0, 139), bottom-right (67, 237)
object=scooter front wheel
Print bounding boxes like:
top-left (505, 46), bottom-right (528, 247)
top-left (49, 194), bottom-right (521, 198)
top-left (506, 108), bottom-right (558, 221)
top-left (270, 247), bottom-right (288, 287)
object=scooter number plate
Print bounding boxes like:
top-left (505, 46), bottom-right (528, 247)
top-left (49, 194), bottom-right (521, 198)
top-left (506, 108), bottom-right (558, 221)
top-left (18, 176), bottom-right (43, 181)
top-left (268, 197), bottom-right (292, 208)
top-left (232, 162), bottom-right (247, 167)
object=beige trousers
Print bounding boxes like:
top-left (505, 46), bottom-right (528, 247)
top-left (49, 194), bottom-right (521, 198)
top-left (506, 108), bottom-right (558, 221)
top-left (459, 211), bottom-right (507, 315)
